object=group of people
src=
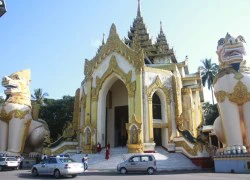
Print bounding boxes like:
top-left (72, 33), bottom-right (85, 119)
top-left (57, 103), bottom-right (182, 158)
top-left (96, 142), bottom-right (111, 159)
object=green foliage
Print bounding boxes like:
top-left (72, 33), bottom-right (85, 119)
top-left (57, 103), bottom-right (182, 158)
top-left (31, 88), bottom-right (49, 105)
top-left (202, 102), bottom-right (219, 125)
top-left (200, 58), bottom-right (219, 104)
top-left (39, 95), bottom-right (75, 142)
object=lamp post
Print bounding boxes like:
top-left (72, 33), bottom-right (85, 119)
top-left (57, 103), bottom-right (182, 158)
top-left (0, 0), bottom-right (7, 17)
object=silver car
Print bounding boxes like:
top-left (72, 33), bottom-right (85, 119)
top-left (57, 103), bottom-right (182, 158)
top-left (117, 154), bottom-right (157, 175)
top-left (31, 157), bottom-right (84, 178)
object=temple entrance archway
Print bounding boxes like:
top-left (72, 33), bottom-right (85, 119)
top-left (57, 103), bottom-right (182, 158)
top-left (97, 74), bottom-right (129, 148)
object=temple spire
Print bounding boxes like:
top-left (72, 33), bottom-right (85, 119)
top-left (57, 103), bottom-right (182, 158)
top-left (137, 0), bottom-right (141, 17)
top-left (160, 21), bottom-right (163, 34)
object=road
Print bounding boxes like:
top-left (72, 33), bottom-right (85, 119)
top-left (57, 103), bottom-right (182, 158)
top-left (0, 169), bottom-right (250, 180)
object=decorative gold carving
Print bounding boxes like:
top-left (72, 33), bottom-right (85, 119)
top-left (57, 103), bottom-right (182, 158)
top-left (21, 119), bottom-right (32, 152)
top-left (84, 23), bottom-right (144, 79)
top-left (0, 107), bottom-right (30, 123)
top-left (94, 55), bottom-right (136, 99)
top-left (73, 89), bottom-right (80, 132)
top-left (147, 76), bottom-right (172, 141)
top-left (147, 76), bottom-right (171, 103)
top-left (126, 114), bottom-right (142, 145)
top-left (182, 88), bottom-right (192, 95)
top-left (153, 123), bottom-right (168, 128)
top-left (127, 143), bottom-right (143, 153)
top-left (175, 141), bottom-right (204, 156)
top-left (215, 81), bottom-right (250, 105)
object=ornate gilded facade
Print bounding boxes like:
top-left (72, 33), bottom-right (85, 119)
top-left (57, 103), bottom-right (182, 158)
top-left (74, 1), bottom-right (205, 156)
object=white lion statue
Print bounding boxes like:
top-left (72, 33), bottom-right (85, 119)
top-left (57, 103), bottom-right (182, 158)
top-left (213, 33), bottom-right (250, 154)
top-left (0, 69), bottom-right (50, 157)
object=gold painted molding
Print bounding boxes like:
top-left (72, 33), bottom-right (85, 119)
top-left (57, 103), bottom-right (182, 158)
top-left (147, 76), bottom-right (172, 141)
top-left (84, 24), bottom-right (144, 79)
top-left (175, 141), bottom-right (204, 156)
top-left (93, 55), bottom-right (136, 99)
top-left (0, 107), bottom-right (30, 123)
top-left (215, 81), bottom-right (250, 104)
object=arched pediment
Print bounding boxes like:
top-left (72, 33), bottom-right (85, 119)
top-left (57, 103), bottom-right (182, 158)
top-left (91, 55), bottom-right (136, 99)
top-left (147, 76), bottom-right (171, 103)
top-left (84, 24), bottom-right (144, 78)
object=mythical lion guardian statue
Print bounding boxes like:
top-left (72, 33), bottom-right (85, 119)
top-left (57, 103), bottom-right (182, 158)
top-left (0, 69), bottom-right (50, 156)
top-left (213, 33), bottom-right (250, 154)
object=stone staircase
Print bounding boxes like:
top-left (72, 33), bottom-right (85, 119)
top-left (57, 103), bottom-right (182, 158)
top-left (71, 147), bottom-right (200, 171)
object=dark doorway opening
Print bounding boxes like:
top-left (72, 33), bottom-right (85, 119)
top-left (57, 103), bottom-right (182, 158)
top-left (115, 106), bottom-right (128, 147)
top-left (153, 128), bottom-right (162, 146)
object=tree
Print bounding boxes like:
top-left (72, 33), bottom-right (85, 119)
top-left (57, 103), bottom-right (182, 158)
top-left (39, 96), bottom-right (75, 142)
top-left (31, 88), bottom-right (49, 105)
top-left (202, 102), bottom-right (219, 125)
top-left (200, 58), bottom-right (219, 104)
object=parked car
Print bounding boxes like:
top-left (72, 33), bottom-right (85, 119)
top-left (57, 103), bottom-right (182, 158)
top-left (117, 154), bottom-right (157, 175)
top-left (0, 157), bottom-right (19, 171)
top-left (31, 157), bottom-right (84, 178)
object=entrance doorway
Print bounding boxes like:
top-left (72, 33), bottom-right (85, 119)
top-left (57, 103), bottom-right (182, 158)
top-left (153, 128), bottom-right (162, 146)
top-left (114, 106), bottom-right (128, 147)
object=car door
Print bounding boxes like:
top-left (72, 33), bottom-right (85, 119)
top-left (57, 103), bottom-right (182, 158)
top-left (38, 159), bottom-right (49, 174)
top-left (47, 158), bottom-right (58, 175)
top-left (140, 155), bottom-right (150, 171)
top-left (127, 156), bottom-right (141, 171)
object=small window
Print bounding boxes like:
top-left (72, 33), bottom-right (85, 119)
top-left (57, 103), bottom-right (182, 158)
top-left (152, 93), bottom-right (162, 119)
top-left (0, 158), bottom-right (4, 161)
top-left (130, 156), bottom-right (140, 162)
top-left (141, 156), bottom-right (149, 162)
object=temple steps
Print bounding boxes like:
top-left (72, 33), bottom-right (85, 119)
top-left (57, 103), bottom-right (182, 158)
top-left (71, 146), bottom-right (201, 171)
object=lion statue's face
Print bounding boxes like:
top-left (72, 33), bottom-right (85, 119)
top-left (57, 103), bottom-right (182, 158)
top-left (217, 33), bottom-right (247, 69)
top-left (1, 69), bottom-right (31, 106)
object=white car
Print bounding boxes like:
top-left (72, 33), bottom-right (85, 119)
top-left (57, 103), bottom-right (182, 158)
top-left (31, 157), bottom-right (84, 178)
top-left (0, 157), bottom-right (19, 171)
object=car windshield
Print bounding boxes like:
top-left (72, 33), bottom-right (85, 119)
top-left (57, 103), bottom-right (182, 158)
top-left (6, 157), bottom-right (17, 161)
top-left (59, 158), bottom-right (75, 163)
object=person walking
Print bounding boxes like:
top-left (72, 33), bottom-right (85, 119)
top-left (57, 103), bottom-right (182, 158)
top-left (83, 154), bottom-right (88, 171)
top-left (19, 155), bottom-right (24, 169)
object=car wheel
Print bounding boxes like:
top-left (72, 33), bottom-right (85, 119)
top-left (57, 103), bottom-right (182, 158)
top-left (0, 166), bottom-right (3, 171)
top-left (147, 167), bottom-right (154, 175)
top-left (120, 167), bottom-right (127, 174)
top-left (32, 168), bottom-right (39, 176)
top-left (72, 174), bottom-right (77, 178)
top-left (54, 169), bottom-right (61, 178)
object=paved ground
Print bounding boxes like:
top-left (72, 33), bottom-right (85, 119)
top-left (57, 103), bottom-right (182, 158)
top-left (1, 169), bottom-right (250, 180)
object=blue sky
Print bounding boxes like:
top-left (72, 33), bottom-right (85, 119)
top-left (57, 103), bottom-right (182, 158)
top-left (1, 0), bottom-right (250, 102)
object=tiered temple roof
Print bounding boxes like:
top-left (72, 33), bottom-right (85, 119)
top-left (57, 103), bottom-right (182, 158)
top-left (125, 0), bottom-right (177, 64)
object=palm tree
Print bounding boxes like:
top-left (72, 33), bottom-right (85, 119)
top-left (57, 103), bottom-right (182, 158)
top-left (200, 58), bottom-right (219, 104)
top-left (31, 88), bottom-right (49, 106)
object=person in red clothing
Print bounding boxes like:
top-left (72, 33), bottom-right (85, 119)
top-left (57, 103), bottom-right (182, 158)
top-left (96, 142), bottom-right (102, 153)
top-left (105, 146), bottom-right (110, 159)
